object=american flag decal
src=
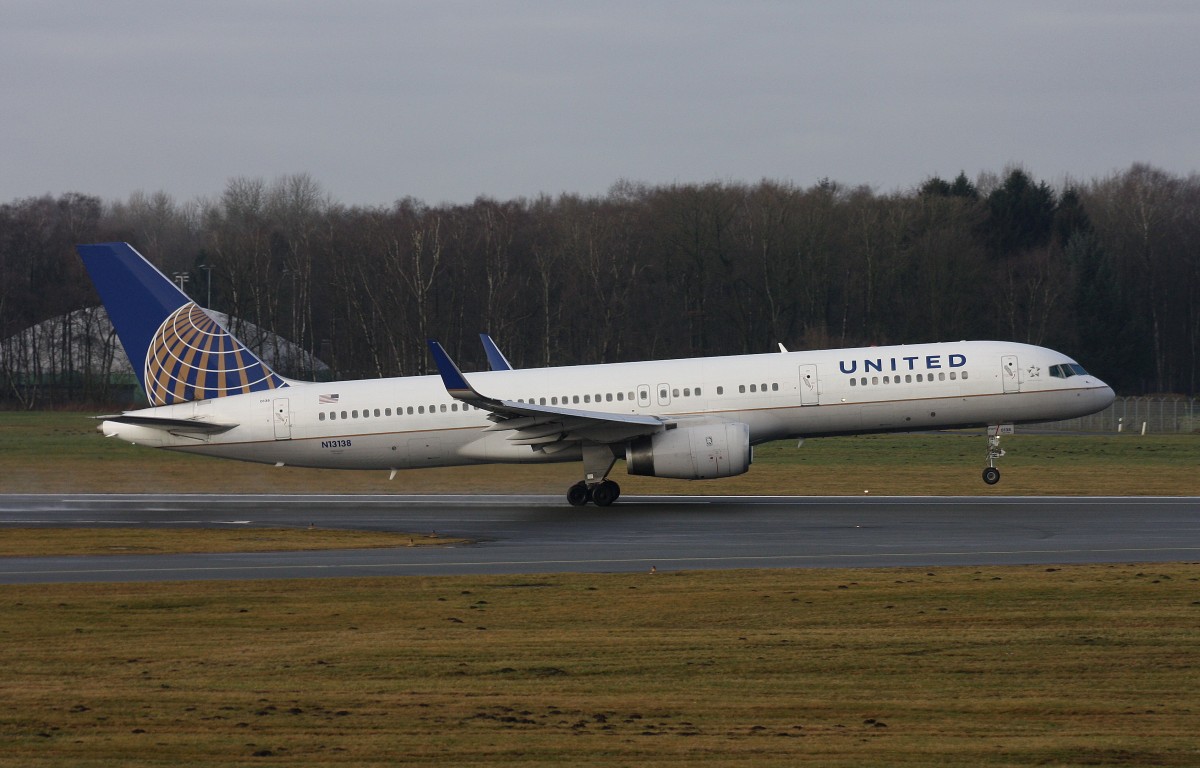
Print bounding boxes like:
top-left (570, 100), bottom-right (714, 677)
top-left (319, 393), bottom-right (339, 404)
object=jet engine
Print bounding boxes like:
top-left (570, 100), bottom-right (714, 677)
top-left (626, 420), bottom-right (751, 479)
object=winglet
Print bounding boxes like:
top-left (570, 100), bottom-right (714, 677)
top-left (427, 340), bottom-right (485, 402)
top-left (479, 333), bottom-right (514, 371)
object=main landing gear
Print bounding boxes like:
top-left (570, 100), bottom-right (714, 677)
top-left (982, 424), bottom-right (1012, 485)
top-left (567, 479), bottom-right (622, 507)
top-left (567, 444), bottom-right (622, 507)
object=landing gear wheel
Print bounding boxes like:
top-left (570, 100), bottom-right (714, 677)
top-left (566, 482), bottom-right (591, 507)
top-left (982, 466), bottom-right (1001, 485)
top-left (591, 480), bottom-right (621, 507)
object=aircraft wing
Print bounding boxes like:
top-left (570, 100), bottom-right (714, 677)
top-left (428, 340), bottom-right (664, 450)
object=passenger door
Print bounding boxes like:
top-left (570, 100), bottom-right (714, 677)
top-left (1001, 355), bottom-right (1020, 394)
top-left (798, 364), bottom-right (819, 405)
top-left (272, 398), bottom-right (292, 439)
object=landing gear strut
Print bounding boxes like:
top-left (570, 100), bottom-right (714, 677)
top-left (566, 444), bottom-right (622, 507)
top-left (982, 424), bottom-right (1011, 485)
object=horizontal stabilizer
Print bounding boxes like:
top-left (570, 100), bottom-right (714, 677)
top-left (96, 414), bottom-right (238, 434)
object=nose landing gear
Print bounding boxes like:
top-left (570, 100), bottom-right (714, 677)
top-left (983, 424), bottom-right (1012, 484)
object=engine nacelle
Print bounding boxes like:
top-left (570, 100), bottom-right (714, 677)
top-left (626, 421), bottom-right (751, 480)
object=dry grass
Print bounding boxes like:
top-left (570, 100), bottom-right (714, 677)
top-left (0, 528), bottom-right (460, 558)
top-left (2, 565), bottom-right (1198, 766)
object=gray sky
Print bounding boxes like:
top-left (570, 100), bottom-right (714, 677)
top-left (4, 1), bottom-right (1198, 206)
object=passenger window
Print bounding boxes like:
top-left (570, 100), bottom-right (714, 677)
top-left (319, 412), bottom-right (326, 421)
top-left (616, 393), bottom-right (623, 401)
top-left (916, 374), bottom-right (923, 382)
top-left (606, 393), bottom-right (613, 402)
top-left (717, 386), bottom-right (724, 395)
top-left (871, 377), bottom-right (879, 385)
top-left (962, 371), bottom-right (969, 380)
top-left (672, 388), bottom-right (679, 397)
top-left (439, 404), bottom-right (447, 413)
top-left (683, 388), bottom-right (690, 397)
top-left (573, 395), bottom-right (580, 404)
top-left (418, 406), bottom-right (425, 414)
top-left (883, 376), bottom-right (890, 384)
top-left (452, 404), bottom-right (458, 411)
top-left (859, 378), bottom-right (866, 386)
top-left (772, 383), bottom-right (779, 391)
top-left (905, 375), bottom-right (912, 383)
top-left (374, 408), bottom-right (381, 417)
top-left (659, 389), bottom-right (667, 399)
top-left (850, 378), bottom-right (857, 387)
top-left (740, 385), bottom-right (747, 393)
top-left (352, 410), bottom-right (359, 418)
top-left (695, 388), bottom-right (702, 396)
top-left (407, 406), bottom-right (414, 414)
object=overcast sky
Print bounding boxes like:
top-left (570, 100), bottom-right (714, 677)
top-left (4, 1), bottom-right (1198, 207)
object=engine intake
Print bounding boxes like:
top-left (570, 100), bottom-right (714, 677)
top-left (626, 421), bottom-right (751, 479)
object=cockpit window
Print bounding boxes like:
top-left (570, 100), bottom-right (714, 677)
top-left (1049, 363), bottom-right (1089, 378)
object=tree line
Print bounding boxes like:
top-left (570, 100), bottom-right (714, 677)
top-left (1, 164), bottom-right (1198, 406)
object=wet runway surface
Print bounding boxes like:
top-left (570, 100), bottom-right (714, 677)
top-left (1, 494), bottom-right (1197, 583)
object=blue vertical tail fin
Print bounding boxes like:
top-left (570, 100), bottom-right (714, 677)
top-left (77, 242), bottom-right (287, 406)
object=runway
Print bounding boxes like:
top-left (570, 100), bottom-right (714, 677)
top-left (1, 494), bottom-right (1198, 583)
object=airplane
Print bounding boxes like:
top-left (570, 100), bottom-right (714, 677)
top-left (77, 242), bottom-right (1116, 506)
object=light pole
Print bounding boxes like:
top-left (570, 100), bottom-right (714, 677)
top-left (172, 271), bottom-right (190, 293)
top-left (198, 264), bottom-right (212, 308)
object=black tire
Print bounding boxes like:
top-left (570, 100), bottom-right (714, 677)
top-left (567, 482), bottom-right (590, 507)
top-left (982, 466), bottom-right (1001, 485)
top-left (592, 480), bottom-right (620, 507)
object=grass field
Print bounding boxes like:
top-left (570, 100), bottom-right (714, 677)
top-left (1, 411), bottom-right (1197, 496)
top-left (2, 565), bottom-right (1199, 767)
top-left (0, 528), bottom-right (460, 558)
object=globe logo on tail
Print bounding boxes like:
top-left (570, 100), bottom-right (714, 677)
top-left (145, 303), bottom-right (286, 406)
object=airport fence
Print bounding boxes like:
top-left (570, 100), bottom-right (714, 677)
top-left (1034, 396), bottom-right (1200, 434)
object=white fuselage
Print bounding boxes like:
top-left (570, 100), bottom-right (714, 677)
top-left (102, 341), bottom-right (1115, 472)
